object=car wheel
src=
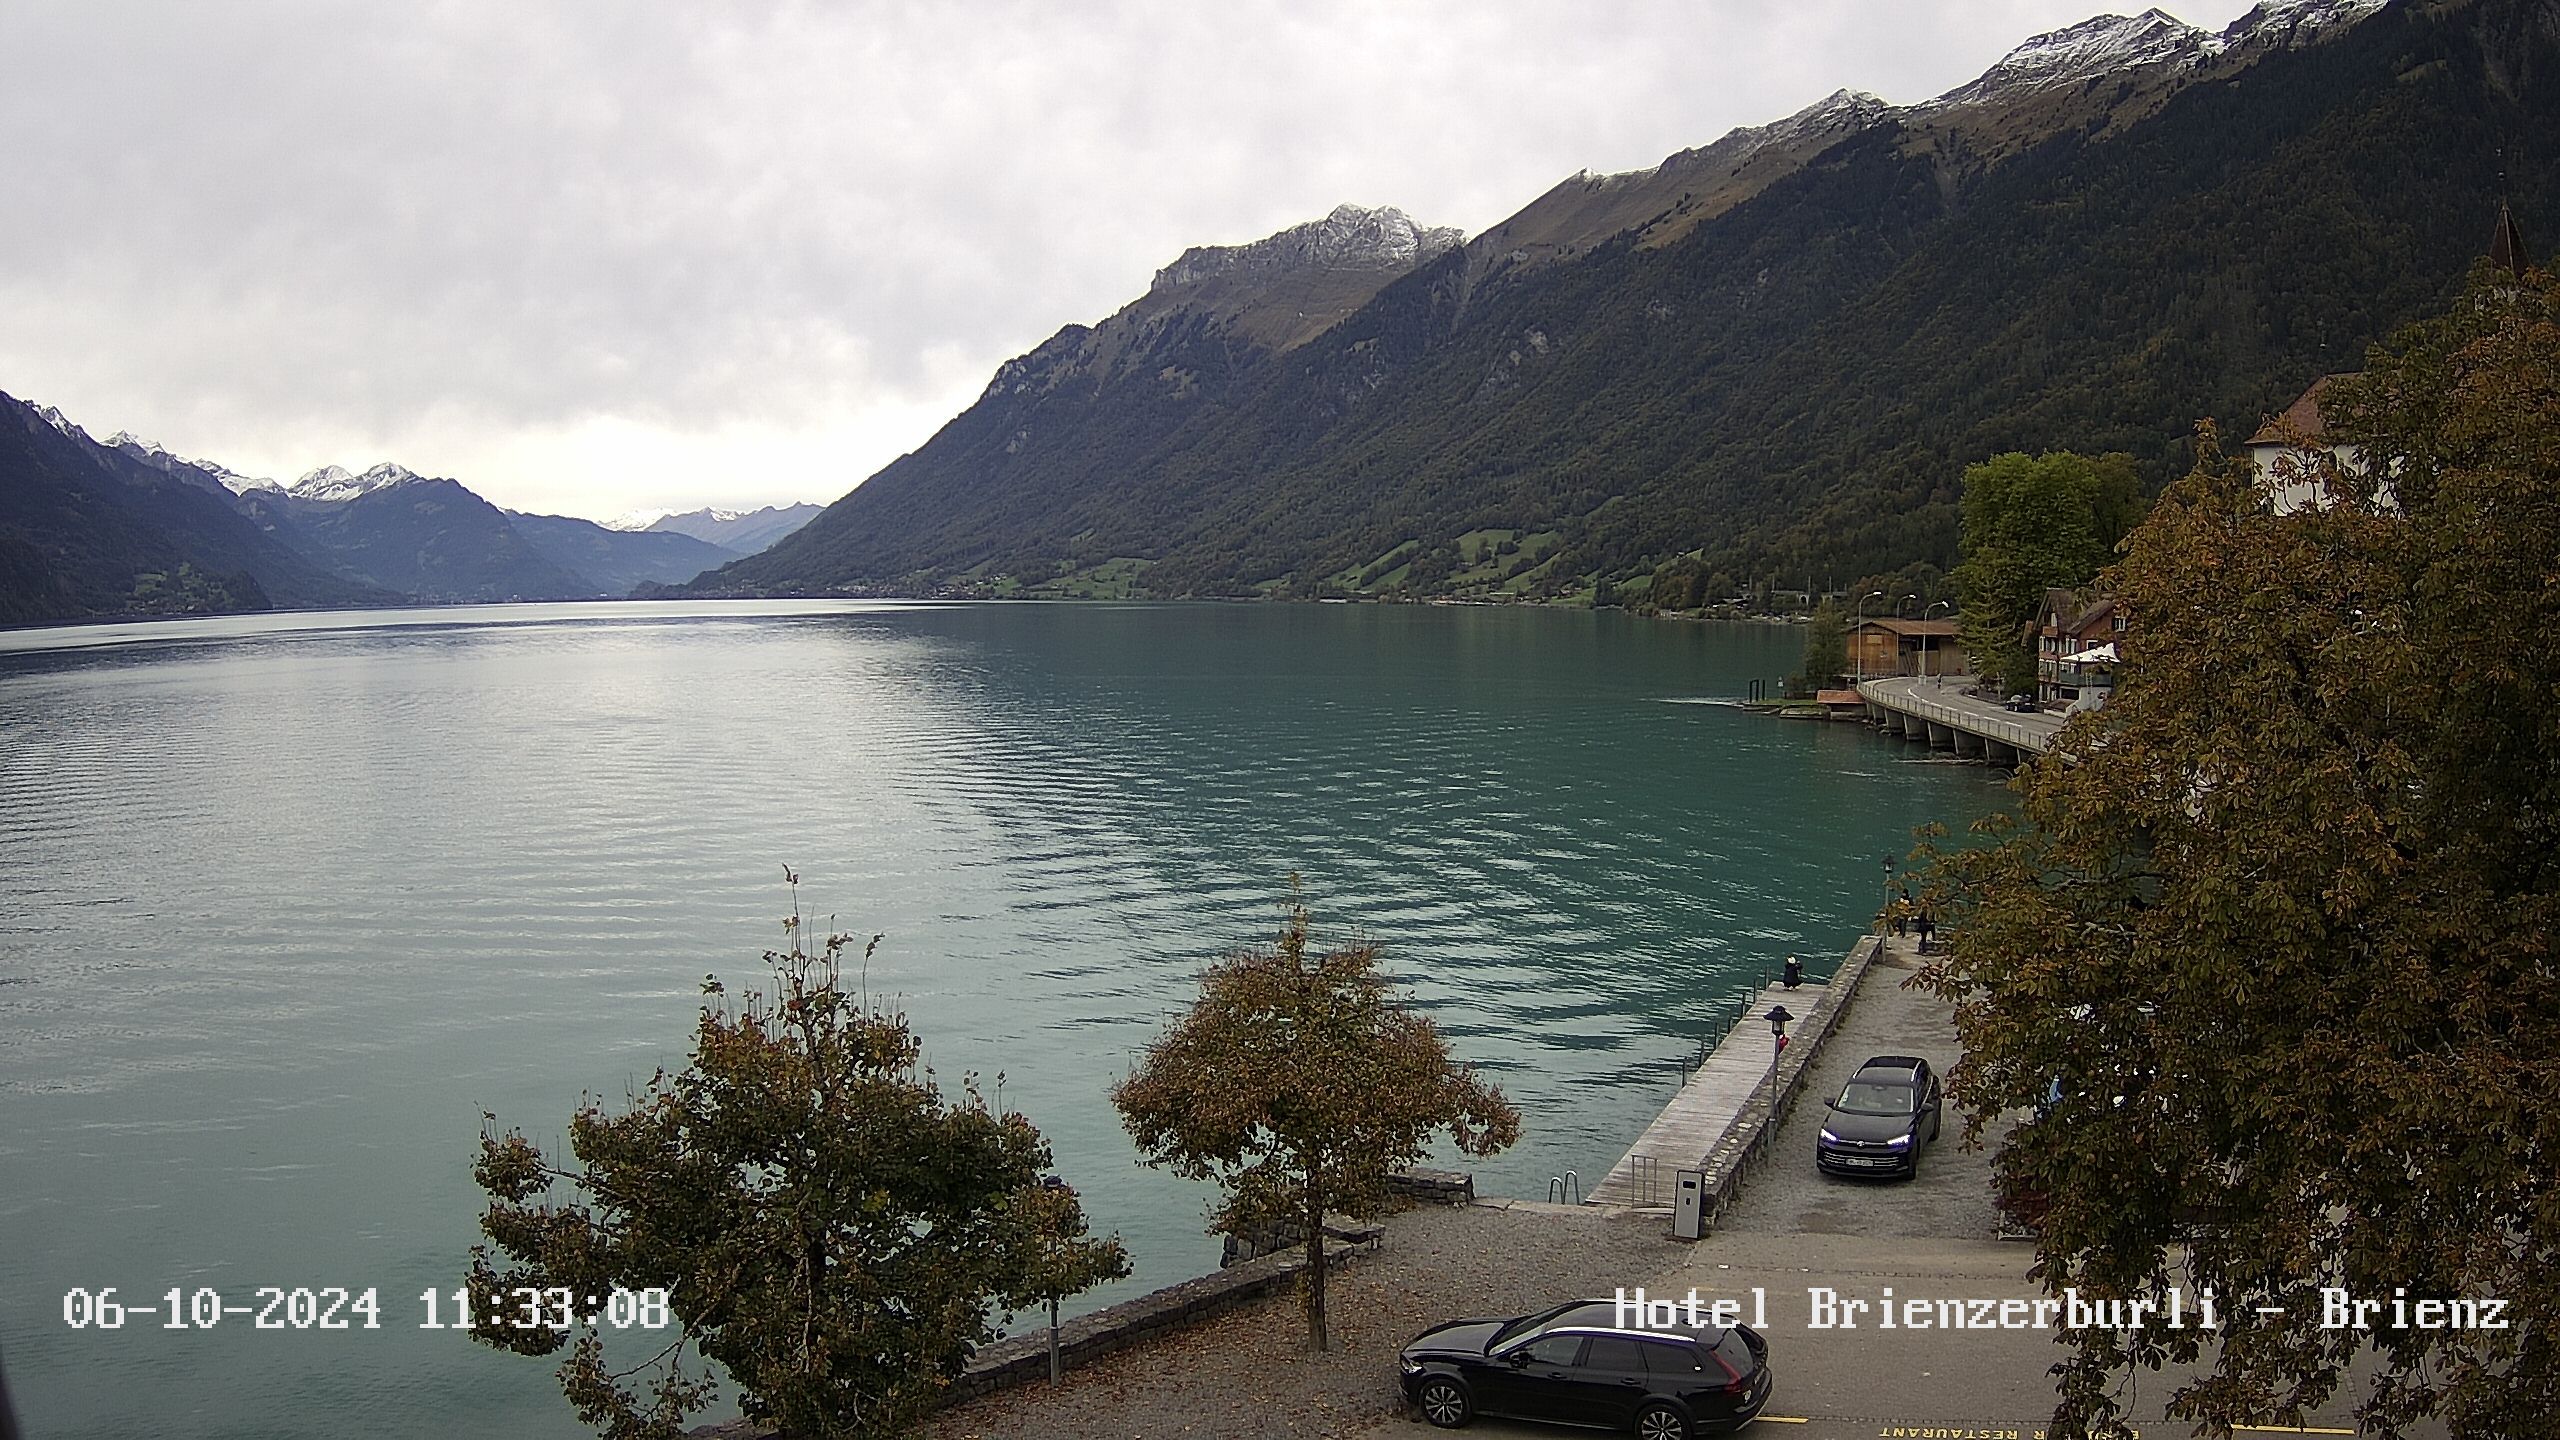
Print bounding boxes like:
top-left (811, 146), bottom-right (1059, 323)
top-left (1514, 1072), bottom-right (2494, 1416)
top-left (1416, 1376), bottom-right (1472, 1428)
top-left (1635, 1401), bottom-right (1691, 1440)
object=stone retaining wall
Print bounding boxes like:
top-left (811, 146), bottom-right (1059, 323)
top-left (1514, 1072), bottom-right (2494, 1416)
top-left (687, 1226), bottom-right (1385, 1437)
top-left (1384, 1167), bottom-right (1475, 1206)
top-left (947, 1228), bottom-right (1378, 1404)
top-left (1221, 1169), bottom-right (1476, 1264)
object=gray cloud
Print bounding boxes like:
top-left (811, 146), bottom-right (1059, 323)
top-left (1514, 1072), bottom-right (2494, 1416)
top-left (0, 1), bottom-right (2248, 518)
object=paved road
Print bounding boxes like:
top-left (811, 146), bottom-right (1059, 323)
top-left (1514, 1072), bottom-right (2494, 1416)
top-left (1360, 939), bottom-right (2439, 1440)
top-left (1860, 675), bottom-right (2064, 754)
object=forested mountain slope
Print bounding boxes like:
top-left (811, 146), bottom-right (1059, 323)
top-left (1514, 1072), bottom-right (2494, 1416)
top-left (556, 2), bottom-right (2559, 603)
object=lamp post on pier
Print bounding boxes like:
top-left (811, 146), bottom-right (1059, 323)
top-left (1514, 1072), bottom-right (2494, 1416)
top-left (1763, 1004), bottom-right (1795, 1124)
top-left (1882, 853), bottom-right (1897, 935)
top-left (1925, 600), bottom-right (1953, 685)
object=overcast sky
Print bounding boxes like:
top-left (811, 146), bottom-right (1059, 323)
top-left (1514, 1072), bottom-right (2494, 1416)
top-left (2, 2), bottom-right (2265, 523)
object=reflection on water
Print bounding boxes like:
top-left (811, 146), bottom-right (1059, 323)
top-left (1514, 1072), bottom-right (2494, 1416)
top-left (0, 600), bottom-right (2000, 1438)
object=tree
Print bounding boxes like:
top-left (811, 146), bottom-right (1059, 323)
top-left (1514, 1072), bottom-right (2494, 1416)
top-left (467, 879), bottom-right (1129, 1440)
top-left (1792, 599), bottom-right (1847, 695)
top-left (1949, 450), bottom-right (2144, 693)
top-left (1112, 892), bottom-right (1521, 1352)
top-left (1916, 264), bottom-right (2560, 1440)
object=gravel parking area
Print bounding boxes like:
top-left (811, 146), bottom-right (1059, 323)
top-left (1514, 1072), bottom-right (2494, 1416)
top-left (1715, 935), bottom-right (2006, 1240)
top-left (927, 1202), bottom-right (1686, 1440)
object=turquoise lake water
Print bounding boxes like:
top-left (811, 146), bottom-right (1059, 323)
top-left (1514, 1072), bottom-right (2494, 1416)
top-left (0, 600), bottom-right (2002, 1437)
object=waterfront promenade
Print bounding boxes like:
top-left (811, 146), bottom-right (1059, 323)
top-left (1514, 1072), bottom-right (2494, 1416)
top-left (1586, 936), bottom-right (1882, 1213)
top-left (1584, 980), bottom-right (1804, 1208)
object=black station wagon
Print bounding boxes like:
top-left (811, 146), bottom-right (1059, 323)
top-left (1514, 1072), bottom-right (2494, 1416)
top-left (1398, 1298), bottom-right (1773, 1438)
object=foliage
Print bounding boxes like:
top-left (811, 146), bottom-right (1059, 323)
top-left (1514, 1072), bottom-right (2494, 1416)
top-left (129, 561), bottom-right (269, 614)
top-left (1112, 891), bottom-right (1520, 1352)
top-left (1950, 451), bottom-right (2142, 693)
top-left (468, 881), bottom-right (1128, 1440)
top-left (1915, 265), bottom-right (2560, 1440)
top-left (1792, 600), bottom-right (1847, 695)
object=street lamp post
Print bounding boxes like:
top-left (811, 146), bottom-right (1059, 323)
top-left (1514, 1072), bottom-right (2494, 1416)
top-left (1853, 590), bottom-right (1886, 686)
top-left (1764, 1003), bottom-right (1795, 1124)
top-left (1924, 600), bottom-right (1953, 686)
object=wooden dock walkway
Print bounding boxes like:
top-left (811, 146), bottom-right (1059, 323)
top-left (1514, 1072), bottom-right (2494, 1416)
top-left (1585, 980), bottom-right (1809, 1209)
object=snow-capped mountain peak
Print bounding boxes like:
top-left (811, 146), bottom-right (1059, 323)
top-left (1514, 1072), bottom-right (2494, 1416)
top-left (1767, 88), bottom-right (1892, 144)
top-left (35, 404), bottom-right (90, 444)
top-left (2221, 0), bottom-right (2389, 50)
top-left (1928, 9), bottom-right (2213, 110)
top-left (93, 427), bottom-right (274, 493)
top-left (1151, 204), bottom-right (1465, 292)
top-left (1695, 88), bottom-right (1893, 171)
top-left (289, 462), bottom-right (419, 503)
top-left (606, 506), bottom-right (758, 531)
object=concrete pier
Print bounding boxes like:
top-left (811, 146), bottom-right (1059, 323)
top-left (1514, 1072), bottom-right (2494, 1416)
top-left (1586, 981), bottom-right (1803, 1208)
top-left (1586, 936), bottom-right (1883, 1214)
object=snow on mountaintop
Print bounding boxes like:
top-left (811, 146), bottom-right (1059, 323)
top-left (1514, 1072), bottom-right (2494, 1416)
top-left (35, 404), bottom-right (89, 443)
top-left (1152, 205), bottom-right (1464, 292)
top-left (1925, 9), bottom-right (2212, 110)
top-left (607, 507), bottom-right (757, 531)
top-left (289, 462), bottom-right (420, 503)
top-left (1676, 88), bottom-right (1892, 177)
top-left (99, 428), bottom-right (274, 493)
top-left (1754, 88), bottom-right (1894, 149)
top-left (2221, 0), bottom-right (2388, 49)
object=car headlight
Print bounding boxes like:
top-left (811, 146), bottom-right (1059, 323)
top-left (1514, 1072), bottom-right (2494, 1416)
top-left (1819, 1128), bottom-right (1840, 1143)
top-left (1886, 1133), bottom-right (1912, 1149)
top-left (1399, 1355), bottom-right (1423, 1374)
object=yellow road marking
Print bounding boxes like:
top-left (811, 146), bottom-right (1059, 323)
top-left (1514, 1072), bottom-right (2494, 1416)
top-left (2232, 1428), bottom-right (2354, 1435)
top-left (1753, 1418), bottom-right (1810, 1425)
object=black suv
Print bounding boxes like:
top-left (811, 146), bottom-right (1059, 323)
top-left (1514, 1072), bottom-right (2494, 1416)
top-left (1815, 1055), bottom-right (1942, 1179)
top-left (1399, 1298), bottom-right (1773, 1437)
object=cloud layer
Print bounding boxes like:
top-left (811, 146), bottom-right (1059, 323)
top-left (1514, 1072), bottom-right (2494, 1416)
top-left (1, 1), bottom-right (2245, 519)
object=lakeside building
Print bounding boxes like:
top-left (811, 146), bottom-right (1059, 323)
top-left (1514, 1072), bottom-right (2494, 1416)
top-left (2031, 588), bottom-right (2122, 708)
top-left (2246, 374), bottom-right (2370, 515)
top-left (1844, 617), bottom-right (1966, 680)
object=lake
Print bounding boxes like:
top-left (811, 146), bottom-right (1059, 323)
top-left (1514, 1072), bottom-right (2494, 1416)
top-left (0, 599), bottom-right (2000, 1437)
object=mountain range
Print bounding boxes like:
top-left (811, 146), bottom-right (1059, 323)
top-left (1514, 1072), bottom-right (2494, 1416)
top-left (687, 0), bottom-right (2553, 604)
top-left (7, 0), bottom-right (2548, 624)
top-left (0, 406), bottom-right (813, 621)
top-left (607, 504), bottom-right (826, 555)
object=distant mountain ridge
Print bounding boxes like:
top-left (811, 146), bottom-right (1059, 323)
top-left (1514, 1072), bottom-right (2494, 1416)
top-left (2, 393), bottom-right (402, 623)
top-left (689, 0), bottom-right (2544, 603)
top-left (611, 504), bottom-right (821, 555)
top-left (1, 405), bottom-right (749, 620)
